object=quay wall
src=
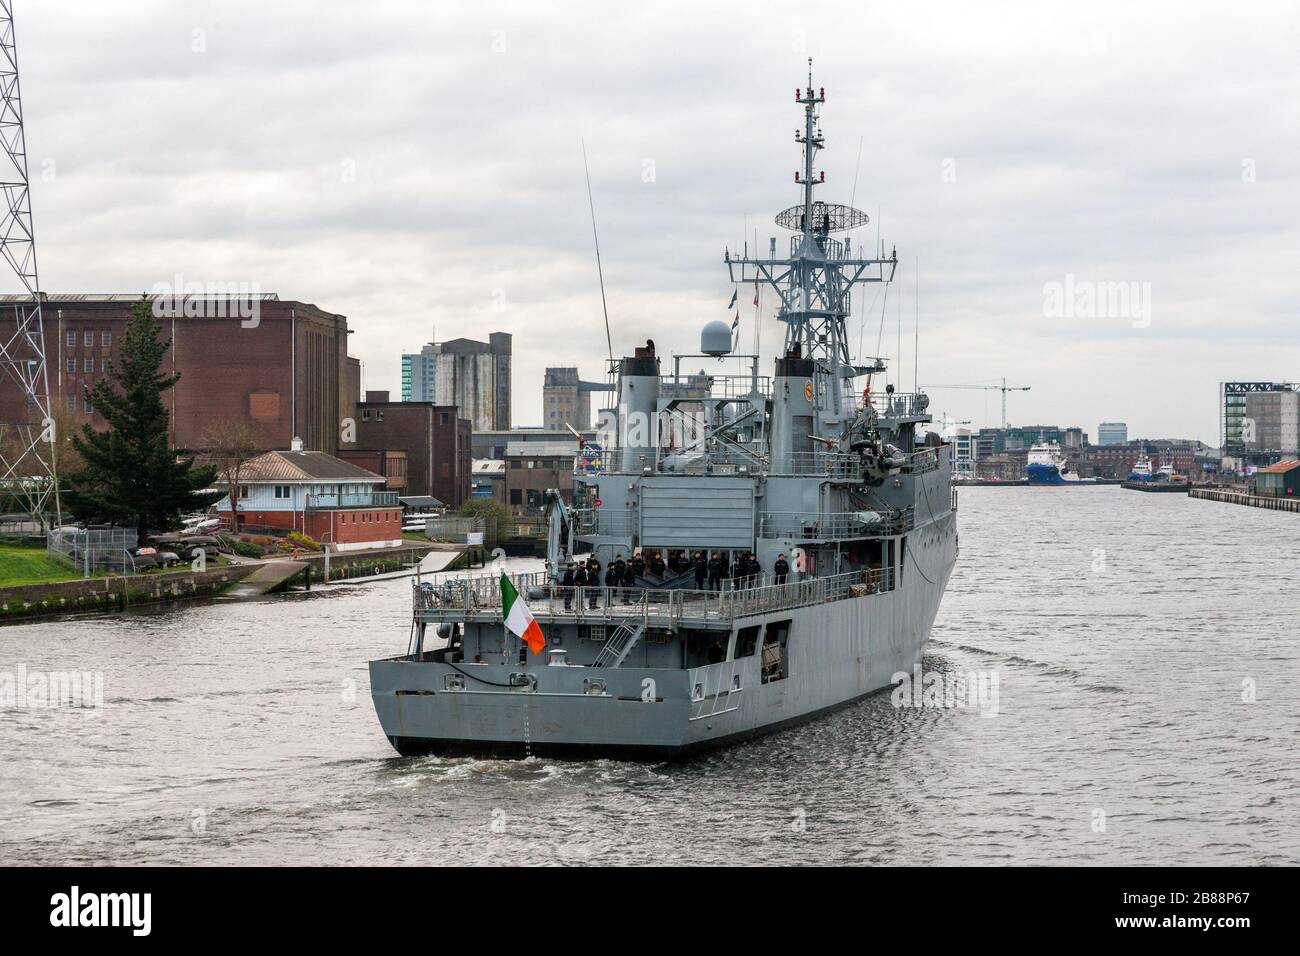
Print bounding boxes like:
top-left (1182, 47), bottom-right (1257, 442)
top-left (296, 542), bottom-right (448, 581)
top-left (1190, 487), bottom-right (1300, 513)
top-left (0, 565), bottom-right (256, 624)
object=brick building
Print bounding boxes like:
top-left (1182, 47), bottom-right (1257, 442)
top-left (214, 447), bottom-right (402, 550)
top-left (337, 449), bottom-right (408, 492)
top-left (346, 394), bottom-right (471, 508)
top-left (502, 440), bottom-right (578, 513)
top-left (0, 293), bottom-right (353, 454)
top-left (1084, 440), bottom-right (1201, 479)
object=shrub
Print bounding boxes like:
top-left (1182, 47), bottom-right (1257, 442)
top-left (287, 531), bottom-right (322, 551)
top-left (229, 539), bottom-right (263, 558)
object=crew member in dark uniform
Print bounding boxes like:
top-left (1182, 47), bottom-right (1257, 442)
top-left (605, 559), bottom-right (620, 604)
top-left (649, 551), bottom-right (666, 579)
top-left (612, 553), bottom-right (629, 604)
top-left (587, 556), bottom-right (602, 608)
top-left (708, 551), bottom-right (723, 591)
top-left (693, 550), bottom-right (707, 590)
top-left (773, 553), bottom-right (790, 585)
top-left (573, 562), bottom-right (589, 609)
top-left (561, 562), bottom-right (576, 610)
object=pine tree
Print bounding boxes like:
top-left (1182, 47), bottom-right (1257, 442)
top-left (64, 300), bottom-right (222, 546)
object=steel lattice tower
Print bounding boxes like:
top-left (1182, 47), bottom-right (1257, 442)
top-left (0, 0), bottom-right (59, 528)
top-left (726, 60), bottom-right (897, 419)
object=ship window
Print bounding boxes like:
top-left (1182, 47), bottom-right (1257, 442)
top-left (735, 625), bottom-right (760, 659)
top-left (761, 620), bottom-right (791, 684)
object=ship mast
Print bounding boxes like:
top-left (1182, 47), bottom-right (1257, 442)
top-left (726, 59), bottom-right (897, 416)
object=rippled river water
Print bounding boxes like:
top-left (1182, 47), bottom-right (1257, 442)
top-left (2, 487), bottom-right (1297, 865)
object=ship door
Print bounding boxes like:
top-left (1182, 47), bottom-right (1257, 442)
top-left (760, 620), bottom-right (791, 684)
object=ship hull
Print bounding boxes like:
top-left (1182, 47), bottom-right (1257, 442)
top-left (370, 512), bottom-right (957, 760)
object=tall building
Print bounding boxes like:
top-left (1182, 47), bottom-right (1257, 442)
top-left (973, 424), bottom-right (1088, 455)
top-left (1098, 422), bottom-right (1128, 445)
top-left (951, 428), bottom-right (976, 476)
top-left (0, 293), bottom-right (353, 454)
top-left (400, 333), bottom-right (511, 431)
top-left (1222, 382), bottom-right (1299, 466)
top-left (542, 367), bottom-right (612, 431)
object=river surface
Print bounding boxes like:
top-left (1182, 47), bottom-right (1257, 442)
top-left (2, 487), bottom-right (1297, 865)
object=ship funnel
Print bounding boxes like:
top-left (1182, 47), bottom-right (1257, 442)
top-left (701, 320), bottom-right (733, 357)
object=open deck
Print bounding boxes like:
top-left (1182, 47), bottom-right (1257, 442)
top-left (414, 566), bottom-right (896, 631)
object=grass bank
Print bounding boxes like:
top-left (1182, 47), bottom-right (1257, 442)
top-left (0, 542), bottom-right (86, 587)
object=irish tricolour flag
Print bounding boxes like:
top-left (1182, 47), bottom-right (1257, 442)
top-left (500, 573), bottom-right (545, 654)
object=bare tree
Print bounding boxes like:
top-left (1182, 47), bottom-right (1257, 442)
top-left (199, 419), bottom-right (261, 534)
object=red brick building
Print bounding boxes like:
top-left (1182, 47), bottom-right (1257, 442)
top-left (338, 448), bottom-right (408, 492)
top-left (345, 395), bottom-right (471, 508)
top-left (0, 293), bottom-right (354, 455)
top-left (214, 448), bottom-right (403, 550)
top-left (1084, 440), bottom-right (1200, 479)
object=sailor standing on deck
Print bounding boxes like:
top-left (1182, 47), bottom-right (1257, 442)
top-left (605, 558), bottom-right (621, 605)
top-left (774, 553), bottom-right (790, 585)
top-left (587, 556), bottom-right (602, 608)
top-left (572, 562), bottom-right (589, 609)
top-left (708, 552), bottom-right (723, 591)
top-left (693, 550), bottom-right (707, 590)
top-left (649, 551), bottom-right (666, 579)
top-left (732, 553), bottom-right (747, 589)
top-left (613, 553), bottom-right (630, 604)
top-left (561, 562), bottom-right (576, 610)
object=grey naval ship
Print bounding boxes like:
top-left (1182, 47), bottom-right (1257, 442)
top-left (370, 68), bottom-right (959, 759)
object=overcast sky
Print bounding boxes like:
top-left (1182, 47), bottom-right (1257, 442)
top-left (19, 0), bottom-right (1300, 443)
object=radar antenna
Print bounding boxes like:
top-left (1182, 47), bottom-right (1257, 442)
top-left (725, 59), bottom-right (897, 401)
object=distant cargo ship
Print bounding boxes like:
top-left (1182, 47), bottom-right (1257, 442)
top-left (1026, 442), bottom-right (1093, 484)
top-left (1128, 453), bottom-right (1153, 482)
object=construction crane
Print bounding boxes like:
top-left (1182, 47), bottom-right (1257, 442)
top-left (921, 378), bottom-right (1030, 430)
top-left (933, 412), bottom-right (971, 437)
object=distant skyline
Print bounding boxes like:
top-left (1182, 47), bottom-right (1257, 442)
top-left (19, 0), bottom-right (1300, 444)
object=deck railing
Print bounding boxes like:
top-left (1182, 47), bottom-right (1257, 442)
top-left (305, 491), bottom-right (400, 510)
top-left (412, 565), bottom-right (896, 627)
top-left (901, 448), bottom-right (941, 474)
top-left (580, 446), bottom-right (862, 478)
top-left (571, 508), bottom-right (637, 537)
top-left (759, 507), bottom-right (913, 540)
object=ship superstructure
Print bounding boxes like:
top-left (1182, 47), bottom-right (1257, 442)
top-left (1026, 441), bottom-right (1092, 484)
top-left (369, 65), bottom-right (959, 758)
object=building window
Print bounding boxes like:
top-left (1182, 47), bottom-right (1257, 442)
top-left (376, 409), bottom-right (384, 422)
top-left (510, 489), bottom-right (522, 505)
top-left (66, 393), bottom-right (75, 411)
top-left (101, 358), bottom-right (112, 373)
top-left (273, 485), bottom-right (291, 499)
top-left (83, 330), bottom-right (94, 347)
top-left (238, 485), bottom-right (250, 499)
top-left (362, 409), bottom-right (371, 421)
top-left (66, 358), bottom-right (76, 373)
top-left (66, 331), bottom-right (76, 347)
top-left (440, 413), bottom-right (450, 425)
top-left (101, 330), bottom-right (112, 346)
top-left (83, 396), bottom-right (93, 415)
top-left (83, 357), bottom-right (94, 373)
